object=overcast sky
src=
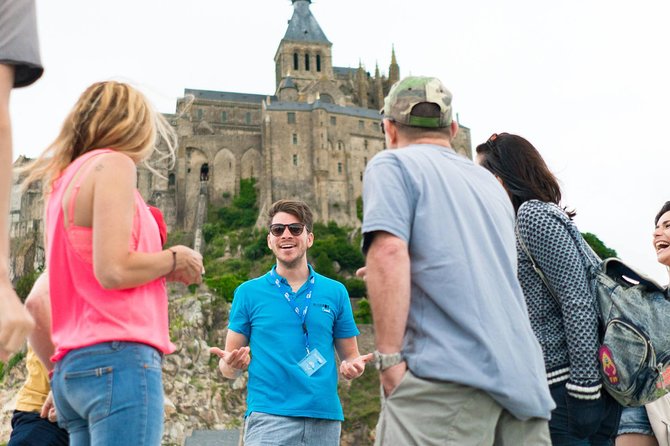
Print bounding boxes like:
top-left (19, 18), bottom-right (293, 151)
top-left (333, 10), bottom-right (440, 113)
top-left (11, 0), bottom-right (670, 282)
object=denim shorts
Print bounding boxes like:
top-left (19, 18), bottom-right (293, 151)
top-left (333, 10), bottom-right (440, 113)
top-left (617, 406), bottom-right (654, 436)
top-left (243, 412), bottom-right (341, 446)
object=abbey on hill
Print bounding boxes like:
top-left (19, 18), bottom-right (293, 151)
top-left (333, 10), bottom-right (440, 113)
top-left (9, 0), bottom-right (471, 279)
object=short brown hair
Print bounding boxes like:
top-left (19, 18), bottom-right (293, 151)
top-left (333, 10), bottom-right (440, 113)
top-left (268, 199), bottom-right (314, 233)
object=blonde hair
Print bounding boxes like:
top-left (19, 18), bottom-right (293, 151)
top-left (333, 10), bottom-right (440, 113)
top-left (20, 81), bottom-right (177, 193)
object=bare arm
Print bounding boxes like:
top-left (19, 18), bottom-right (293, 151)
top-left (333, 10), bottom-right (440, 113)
top-left (209, 329), bottom-right (250, 379)
top-left (365, 231), bottom-right (410, 393)
top-left (24, 272), bottom-right (55, 370)
top-left (87, 152), bottom-right (202, 289)
top-left (0, 64), bottom-right (34, 360)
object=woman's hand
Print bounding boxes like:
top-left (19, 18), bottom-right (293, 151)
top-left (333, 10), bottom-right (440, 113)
top-left (165, 245), bottom-right (203, 285)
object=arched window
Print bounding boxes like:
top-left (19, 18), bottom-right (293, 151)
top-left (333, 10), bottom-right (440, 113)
top-left (304, 54), bottom-right (310, 71)
top-left (200, 163), bottom-right (209, 181)
top-left (316, 54), bottom-right (321, 72)
top-left (293, 53), bottom-right (299, 70)
top-left (168, 173), bottom-right (176, 189)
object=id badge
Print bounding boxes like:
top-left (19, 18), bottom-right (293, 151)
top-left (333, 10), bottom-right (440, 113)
top-left (298, 348), bottom-right (326, 377)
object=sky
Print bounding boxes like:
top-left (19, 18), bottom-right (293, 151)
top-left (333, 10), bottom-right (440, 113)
top-left (10, 0), bottom-right (670, 283)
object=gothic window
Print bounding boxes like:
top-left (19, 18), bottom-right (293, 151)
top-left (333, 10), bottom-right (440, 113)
top-left (364, 140), bottom-right (368, 150)
top-left (293, 53), bottom-right (299, 71)
top-left (168, 173), bottom-right (176, 189)
top-left (245, 112), bottom-right (251, 124)
top-left (221, 111), bottom-right (227, 123)
top-left (358, 120), bottom-right (364, 130)
top-left (292, 133), bottom-right (298, 145)
top-left (287, 112), bottom-right (296, 124)
top-left (330, 116), bottom-right (336, 126)
top-left (293, 154), bottom-right (298, 166)
top-left (316, 54), bottom-right (321, 72)
top-left (360, 172), bottom-right (363, 181)
top-left (364, 156), bottom-right (368, 166)
top-left (196, 109), bottom-right (203, 120)
top-left (337, 162), bottom-right (343, 174)
top-left (304, 54), bottom-right (310, 71)
top-left (338, 141), bottom-right (344, 150)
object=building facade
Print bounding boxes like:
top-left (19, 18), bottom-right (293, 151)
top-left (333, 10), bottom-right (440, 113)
top-left (138, 0), bottom-right (472, 231)
top-left (9, 0), bottom-right (472, 279)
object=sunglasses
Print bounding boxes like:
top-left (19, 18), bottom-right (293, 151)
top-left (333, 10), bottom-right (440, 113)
top-left (269, 223), bottom-right (306, 237)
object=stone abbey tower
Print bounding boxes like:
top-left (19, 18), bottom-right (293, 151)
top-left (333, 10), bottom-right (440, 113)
top-left (9, 0), bottom-right (472, 279)
top-left (137, 0), bottom-right (472, 232)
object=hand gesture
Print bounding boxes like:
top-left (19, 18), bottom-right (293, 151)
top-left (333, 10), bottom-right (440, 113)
top-left (210, 346), bottom-right (250, 379)
top-left (0, 279), bottom-right (35, 361)
top-left (166, 245), bottom-right (204, 285)
top-left (339, 353), bottom-right (374, 380)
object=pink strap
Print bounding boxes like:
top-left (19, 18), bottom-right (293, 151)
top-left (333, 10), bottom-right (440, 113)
top-left (64, 150), bottom-right (113, 228)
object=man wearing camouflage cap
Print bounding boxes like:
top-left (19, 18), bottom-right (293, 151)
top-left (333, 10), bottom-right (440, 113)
top-left (361, 76), bottom-right (555, 445)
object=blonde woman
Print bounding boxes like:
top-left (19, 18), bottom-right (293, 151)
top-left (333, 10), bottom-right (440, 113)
top-left (22, 81), bottom-right (203, 445)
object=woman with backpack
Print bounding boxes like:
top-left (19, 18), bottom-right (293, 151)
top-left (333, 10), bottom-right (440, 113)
top-left (475, 133), bottom-right (622, 445)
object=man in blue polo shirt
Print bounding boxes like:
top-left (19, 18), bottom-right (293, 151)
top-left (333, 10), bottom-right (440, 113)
top-left (210, 199), bottom-right (372, 446)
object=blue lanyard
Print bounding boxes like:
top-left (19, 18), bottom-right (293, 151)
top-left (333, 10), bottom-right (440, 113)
top-left (271, 268), bottom-right (315, 354)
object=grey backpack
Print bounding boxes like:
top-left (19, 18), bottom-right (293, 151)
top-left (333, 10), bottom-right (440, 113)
top-left (518, 226), bottom-right (670, 407)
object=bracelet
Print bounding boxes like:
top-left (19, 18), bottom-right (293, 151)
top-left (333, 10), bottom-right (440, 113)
top-left (167, 248), bottom-right (177, 273)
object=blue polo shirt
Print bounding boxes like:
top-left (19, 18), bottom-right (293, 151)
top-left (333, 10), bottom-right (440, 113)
top-left (228, 265), bottom-right (359, 420)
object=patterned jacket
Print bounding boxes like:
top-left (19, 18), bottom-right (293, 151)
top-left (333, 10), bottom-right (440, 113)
top-left (516, 200), bottom-right (602, 400)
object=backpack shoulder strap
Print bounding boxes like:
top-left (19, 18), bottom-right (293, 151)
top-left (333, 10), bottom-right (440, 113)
top-left (515, 223), bottom-right (560, 305)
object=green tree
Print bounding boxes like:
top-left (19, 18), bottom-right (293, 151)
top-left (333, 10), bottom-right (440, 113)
top-left (582, 232), bottom-right (618, 259)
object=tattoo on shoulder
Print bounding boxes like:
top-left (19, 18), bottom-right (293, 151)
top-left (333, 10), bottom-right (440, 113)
top-left (94, 163), bottom-right (104, 172)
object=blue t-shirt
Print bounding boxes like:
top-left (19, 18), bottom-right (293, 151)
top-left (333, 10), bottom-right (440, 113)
top-left (362, 144), bottom-right (555, 420)
top-left (228, 265), bottom-right (359, 420)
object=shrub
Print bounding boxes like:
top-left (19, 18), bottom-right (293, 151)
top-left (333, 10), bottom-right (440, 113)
top-left (344, 278), bottom-right (366, 298)
top-left (353, 298), bottom-right (372, 324)
top-left (582, 232), bottom-right (618, 259)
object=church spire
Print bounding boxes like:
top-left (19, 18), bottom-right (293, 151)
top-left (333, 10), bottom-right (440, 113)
top-left (283, 0), bottom-right (329, 44)
top-left (388, 45), bottom-right (400, 85)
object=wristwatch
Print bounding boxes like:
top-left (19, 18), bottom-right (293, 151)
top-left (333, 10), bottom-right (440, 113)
top-left (373, 350), bottom-right (403, 371)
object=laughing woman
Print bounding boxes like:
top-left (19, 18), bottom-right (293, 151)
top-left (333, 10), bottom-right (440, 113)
top-left (615, 202), bottom-right (670, 446)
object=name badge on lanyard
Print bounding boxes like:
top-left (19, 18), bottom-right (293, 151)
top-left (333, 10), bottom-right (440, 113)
top-left (272, 269), bottom-right (326, 377)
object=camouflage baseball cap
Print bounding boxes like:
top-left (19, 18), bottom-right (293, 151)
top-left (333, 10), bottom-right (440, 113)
top-left (382, 76), bottom-right (453, 128)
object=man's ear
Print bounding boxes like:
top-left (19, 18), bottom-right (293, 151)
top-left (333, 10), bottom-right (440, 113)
top-left (450, 120), bottom-right (459, 139)
top-left (385, 119), bottom-right (399, 147)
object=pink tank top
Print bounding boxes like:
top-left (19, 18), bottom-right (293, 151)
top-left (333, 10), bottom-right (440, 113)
top-left (46, 149), bottom-right (175, 362)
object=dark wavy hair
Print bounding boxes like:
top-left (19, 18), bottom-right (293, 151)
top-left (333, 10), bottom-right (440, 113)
top-left (655, 201), bottom-right (670, 226)
top-left (475, 132), bottom-right (575, 218)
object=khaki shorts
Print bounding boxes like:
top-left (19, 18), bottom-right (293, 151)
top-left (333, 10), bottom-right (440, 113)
top-left (375, 370), bottom-right (550, 446)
